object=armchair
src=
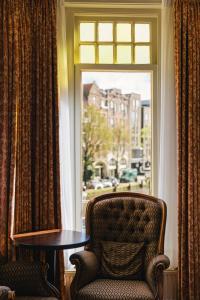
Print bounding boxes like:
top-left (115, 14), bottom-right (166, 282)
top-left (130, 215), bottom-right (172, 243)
top-left (70, 192), bottom-right (170, 300)
top-left (0, 258), bottom-right (60, 300)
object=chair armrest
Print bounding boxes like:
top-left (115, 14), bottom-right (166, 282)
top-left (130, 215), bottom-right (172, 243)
top-left (70, 251), bottom-right (99, 294)
top-left (0, 287), bottom-right (15, 300)
top-left (146, 254), bottom-right (170, 299)
top-left (0, 262), bottom-right (59, 298)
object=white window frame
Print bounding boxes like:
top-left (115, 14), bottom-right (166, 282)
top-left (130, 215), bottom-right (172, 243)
top-left (65, 4), bottom-right (161, 230)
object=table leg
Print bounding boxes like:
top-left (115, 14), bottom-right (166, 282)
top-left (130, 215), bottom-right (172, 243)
top-left (46, 249), bottom-right (57, 285)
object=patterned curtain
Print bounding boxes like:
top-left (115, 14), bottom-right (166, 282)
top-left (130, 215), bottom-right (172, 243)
top-left (174, 0), bottom-right (200, 299)
top-left (0, 0), bottom-right (19, 261)
top-left (0, 0), bottom-right (64, 297)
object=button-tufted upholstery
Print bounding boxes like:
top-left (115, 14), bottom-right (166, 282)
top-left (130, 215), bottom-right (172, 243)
top-left (91, 195), bottom-right (162, 273)
top-left (70, 192), bottom-right (170, 300)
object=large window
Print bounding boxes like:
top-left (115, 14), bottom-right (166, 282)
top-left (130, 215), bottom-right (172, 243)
top-left (66, 7), bottom-right (160, 230)
top-left (81, 71), bottom-right (152, 227)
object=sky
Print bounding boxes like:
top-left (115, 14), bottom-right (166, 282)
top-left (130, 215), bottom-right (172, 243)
top-left (82, 71), bottom-right (151, 100)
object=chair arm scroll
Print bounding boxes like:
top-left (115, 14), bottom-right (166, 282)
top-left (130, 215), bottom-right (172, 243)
top-left (70, 250), bottom-right (99, 295)
top-left (146, 254), bottom-right (170, 300)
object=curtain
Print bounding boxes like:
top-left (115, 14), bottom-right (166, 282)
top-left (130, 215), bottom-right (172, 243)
top-left (14, 0), bottom-right (61, 234)
top-left (0, 0), bottom-right (18, 261)
top-left (174, 0), bottom-right (200, 299)
top-left (0, 0), bottom-right (64, 297)
top-left (158, 0), bottom-right (178, 269)
top-left (57, 0), bottom-right (75, 269)
top-left (57, 0), bottom-right (74, 235)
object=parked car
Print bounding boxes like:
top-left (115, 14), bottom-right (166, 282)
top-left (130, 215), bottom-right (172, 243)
top-left (101, 179), bottom-right (113, 188)
top-left (120, 168), bottom-right (138, 183)
top-left (105, 176), bottom-right (119, 187)
top-left (87, 180), bottom-right (104, 190)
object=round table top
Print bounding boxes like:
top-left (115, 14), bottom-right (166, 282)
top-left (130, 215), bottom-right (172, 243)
top-left (13, 230), bottom-right (90, 250)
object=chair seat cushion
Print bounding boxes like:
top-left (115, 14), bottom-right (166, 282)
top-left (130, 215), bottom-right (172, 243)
top-left (77, 279), bottom-right (154, 300)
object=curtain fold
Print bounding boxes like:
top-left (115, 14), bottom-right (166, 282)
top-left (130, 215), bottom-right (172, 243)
top-left (174, 0), bottom-right (200, 299)
top-left (158, 0), bottom-right (178, 269)
top-left (0, 0), bottom-right (18, 261)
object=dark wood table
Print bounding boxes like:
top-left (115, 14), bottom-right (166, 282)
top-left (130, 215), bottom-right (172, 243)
top-left (13, 229), bottom-right (90, 284)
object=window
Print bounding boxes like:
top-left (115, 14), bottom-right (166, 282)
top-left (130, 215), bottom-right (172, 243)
top-left (78, 21), bottom-right (152, 64)
top-left (67, 6), bottom-right (160, 230)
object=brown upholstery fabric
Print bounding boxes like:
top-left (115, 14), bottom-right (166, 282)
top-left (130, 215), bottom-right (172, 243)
top-left (174, 0), bottom-right (200, 299)
top-left (101, 241), bottom-right (144, 279)
top-left (0, 262), bottom-right (57, 297)
top-left (77, 279), bottom-right (154, 300)
top-left (90, 196), bottom-right (162, 273)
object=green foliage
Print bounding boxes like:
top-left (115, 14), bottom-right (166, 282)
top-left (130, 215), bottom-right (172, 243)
top-left (82, 104), bottom-right (112, 183)
top-left (140, 126), bottom-right (151, 147)
top-left (111, 120), bottom-right (130, 178)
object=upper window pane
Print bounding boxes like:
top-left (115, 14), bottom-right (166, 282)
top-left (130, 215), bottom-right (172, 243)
top-left (99, 45), bottom-right (113, 64)
top-left (117, 45), bottom-right (132, 64)
top-left (80, 45), bottom-right (95, 63)
top-left (98, 23), bottom-right (113, 41)
top-left (116, 23), bottom-right (131, 42)
top-left (135, 24), bottom-right (150, 42)
top-left (80, 23), bottom-right (95, 41)
top-left (135, 46), bottom-right (150, 64)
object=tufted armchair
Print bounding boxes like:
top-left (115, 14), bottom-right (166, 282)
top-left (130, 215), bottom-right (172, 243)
top-left (70, 192), bottom-right (170, 300)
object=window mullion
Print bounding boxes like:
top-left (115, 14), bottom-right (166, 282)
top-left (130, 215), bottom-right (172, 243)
top-left (113, 22), bottom-right (117, 64)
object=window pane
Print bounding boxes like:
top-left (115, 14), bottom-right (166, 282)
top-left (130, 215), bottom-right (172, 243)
top-left (80, 45), bottom-right (95, 63)
top-left (117, 45), bottom-right (131, 64)
top-left (99, 45), bottom-right (113, 64)
top-left (135, 24), bottom-right (150, 42)
top-left (135, 46), bottom-right (150, 64)
top-left (81, 71), bottom-right (152, 229)
top-left (80, 23), bottom-right (95, 42)
top-left (116, 24), bottom-right (131, 42)
top-left (98, 23), bottom-right (113, 41)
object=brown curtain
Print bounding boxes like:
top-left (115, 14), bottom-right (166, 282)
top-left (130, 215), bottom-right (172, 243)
top-left (0, 0), bottom-right (64, 297)
top-left (174, 0), bottom-right (200, 299)
top-left (14, 0), bottom-right (61, 234)
top-left (0, 0), bottom-right (20, 261)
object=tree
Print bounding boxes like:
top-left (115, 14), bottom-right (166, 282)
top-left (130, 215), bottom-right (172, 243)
top-left (82, 104), bottom-right (112, 183)
top-left (112, 120), bottom-right (130, 179)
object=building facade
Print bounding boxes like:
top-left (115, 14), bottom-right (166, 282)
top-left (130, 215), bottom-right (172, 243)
top-left (83, 82), bottom-right (150, 179)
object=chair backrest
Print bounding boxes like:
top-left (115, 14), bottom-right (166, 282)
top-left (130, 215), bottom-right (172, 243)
top-left (85, 192), bottom-right (166, 273)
